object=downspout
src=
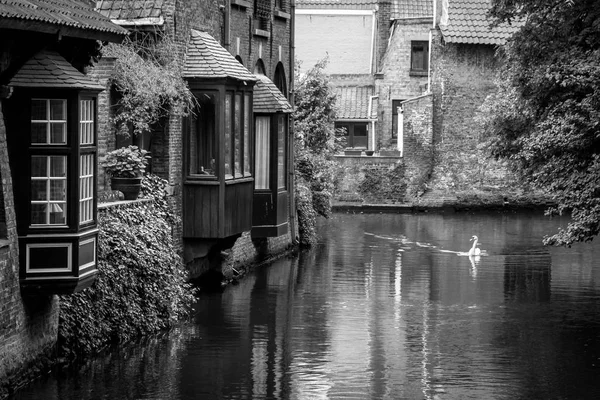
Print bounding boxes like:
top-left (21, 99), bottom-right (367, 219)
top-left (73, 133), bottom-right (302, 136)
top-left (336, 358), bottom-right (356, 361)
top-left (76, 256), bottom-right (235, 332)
top-left (288, 0), bottom-right (298, 244)
top-left (398, 104), bottom-right (404, 156)
top-left (368, 95), bottom-right (378, 151)
top-left (370, 8), bottom-right (377, 74)
top-left (223, 0), bottom-right (231, 49)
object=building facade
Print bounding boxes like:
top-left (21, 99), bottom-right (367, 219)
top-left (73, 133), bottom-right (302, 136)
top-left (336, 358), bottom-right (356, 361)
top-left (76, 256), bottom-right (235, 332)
top-left (95, 0), bottom-right (296, 278)
top-left (0, 1), bottom-right (126, 394)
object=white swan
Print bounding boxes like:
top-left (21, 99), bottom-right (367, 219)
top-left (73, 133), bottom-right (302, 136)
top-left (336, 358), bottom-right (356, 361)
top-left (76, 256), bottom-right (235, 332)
top-left (469, 235), bottom-right (481, 256)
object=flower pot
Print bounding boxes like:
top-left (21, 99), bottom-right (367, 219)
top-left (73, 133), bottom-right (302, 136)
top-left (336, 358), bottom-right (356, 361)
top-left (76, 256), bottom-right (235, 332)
top-left (110, 177), bottom-right (142, 200)
top-left (365, 150), bottom-right (374, 156)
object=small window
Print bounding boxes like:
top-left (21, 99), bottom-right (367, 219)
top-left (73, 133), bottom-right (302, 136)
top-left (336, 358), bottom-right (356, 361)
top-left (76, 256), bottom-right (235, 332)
top-left (31, 99), bottom-right (67, 144)
top-left (277, 114), bottom-right (286, 189)
top-left (255, 116), bottom-right (271, 190)
top-left (244, 93), bottom-right (251, 176)
top-left (410, 41), bottom-right (429, 76)
top-left (275, 0), bottom-right (286, 11)
top-left (335, 122), bottom-right (368, 148)
top-left (31, 156), bottom-right (67, 226)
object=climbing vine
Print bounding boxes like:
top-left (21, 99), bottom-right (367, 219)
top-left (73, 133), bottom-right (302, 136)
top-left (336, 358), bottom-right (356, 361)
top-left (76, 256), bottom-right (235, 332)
top-left (105, 35), bottom-right (195, 137)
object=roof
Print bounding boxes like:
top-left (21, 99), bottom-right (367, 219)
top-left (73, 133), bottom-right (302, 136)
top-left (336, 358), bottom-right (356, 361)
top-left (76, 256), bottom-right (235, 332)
top-left (440, 0), bottom-right (522, 45)
top-left (391, 0), bottom-right (433, 20)
top-left (0, 0), bottom-right (127, 42)
top-left (95, 0), bottom-right (165, 26)
top-left (9, 48), bottom-right (104, 90)
top-left (182, 30), bottom-right (256, 82)
top-left (253, 74), bottom-right (292, 114)
top-left (296, 0), bottom-right (377, 10)
top-left (334, 85), bottom-right (375, 120)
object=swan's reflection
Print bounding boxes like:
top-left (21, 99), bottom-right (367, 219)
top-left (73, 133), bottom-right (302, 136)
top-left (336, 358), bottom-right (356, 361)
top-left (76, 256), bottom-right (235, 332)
top-left (469, 254), bottom-right (480, 278)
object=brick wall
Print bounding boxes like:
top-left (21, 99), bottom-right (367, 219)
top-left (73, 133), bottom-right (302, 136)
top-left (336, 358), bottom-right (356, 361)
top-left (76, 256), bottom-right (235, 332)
top-left (429, 29), bottom-right (515, 191)
top-left (0, 102), bottom-right (58, 397)
top-left (375, 19), bottom-right (431, 150)
top-left (402, 93), bottom-right (434, 194)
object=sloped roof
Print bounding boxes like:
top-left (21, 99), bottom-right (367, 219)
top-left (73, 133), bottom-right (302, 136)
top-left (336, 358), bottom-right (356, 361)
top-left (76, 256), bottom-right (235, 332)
top-left (95, 0), bottom-right (164, 25)
top-left (391, 0), bottom-right (433, 20)
top-left (296, 0), bottom-right (377, 10)
top-left (253, 74), bottom-right (292, 114)
top-left (0, 0), bottom-right (127, 41)
top-left (9, 49), bottom-right (104, 90)
top-left (334, 85), bottom-right (374, 120)
top-left (183, 30), bottom-right (256, 82)
top-left (440, 0), bottom-right (522, 44)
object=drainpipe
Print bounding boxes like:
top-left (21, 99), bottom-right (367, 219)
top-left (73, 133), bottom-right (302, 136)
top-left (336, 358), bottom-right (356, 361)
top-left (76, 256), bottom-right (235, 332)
top-left (288, 0), bottom-right (298, 244)
top-left (368, 95), bottom-right (378, 151)
top-left (222, 0), bottom-right (231, 49)
top-left (398, 105), bottom-right (403, 156)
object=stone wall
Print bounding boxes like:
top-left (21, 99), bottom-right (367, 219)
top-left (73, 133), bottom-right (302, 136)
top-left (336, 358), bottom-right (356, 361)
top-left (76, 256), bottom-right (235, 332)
top-left (403, 93), bottom-right (434, 195)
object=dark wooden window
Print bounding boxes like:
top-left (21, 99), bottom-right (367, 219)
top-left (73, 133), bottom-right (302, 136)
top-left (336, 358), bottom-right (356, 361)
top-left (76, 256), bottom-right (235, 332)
top-left (275, 0), bottom-right (286, 11)
top-left (410, 41), bottom-right (429, 76)
top-left (188, 92), bottom-right (218, 177)
top-left (391, 99), bottom-right (404, 138)
top-left (274, 63), bottom-right (287, 97)
top-left (225, 91), bottom-right (252, 179)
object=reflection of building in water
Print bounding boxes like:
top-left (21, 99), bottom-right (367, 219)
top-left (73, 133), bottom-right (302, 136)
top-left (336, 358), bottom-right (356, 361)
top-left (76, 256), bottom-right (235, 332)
top-left (503, 250), bottom-right (551, 302)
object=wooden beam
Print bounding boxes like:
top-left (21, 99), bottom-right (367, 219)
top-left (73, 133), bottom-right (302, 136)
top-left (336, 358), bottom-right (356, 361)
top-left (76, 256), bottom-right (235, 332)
top-left (0, 19), bottom-right (125, 43)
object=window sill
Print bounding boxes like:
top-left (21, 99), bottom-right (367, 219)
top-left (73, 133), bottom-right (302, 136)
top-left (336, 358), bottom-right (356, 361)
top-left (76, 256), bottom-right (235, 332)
top-left (409, 70), bottom-right (428, 77)
top-left (231, 0), bottom-right (252, 9)
top-left (253, 29), bottom-right (271, 39)
top-left (0, 239), bottom-right (10, 249)
top-left (274, 10), bottom-right (290, 20)
top-left (225, 177), bottom-right (254, 185)
top-left (98, 198), bottom-right (152, 210)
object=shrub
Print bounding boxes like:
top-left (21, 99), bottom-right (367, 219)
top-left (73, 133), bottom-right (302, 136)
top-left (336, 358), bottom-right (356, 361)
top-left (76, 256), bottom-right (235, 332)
top-left (58, 175), bottom-right (196, 358)
top-left (358, 163), bottom-right (407, 203)
top-left (296, 180), bottom-right (318, 247)
top-left (101, 145), bottom-right (150, 178)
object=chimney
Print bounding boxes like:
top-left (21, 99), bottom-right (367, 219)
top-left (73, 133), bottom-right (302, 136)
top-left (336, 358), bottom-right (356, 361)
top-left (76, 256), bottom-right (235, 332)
top-left (376, 0), bottom-right (392, 73)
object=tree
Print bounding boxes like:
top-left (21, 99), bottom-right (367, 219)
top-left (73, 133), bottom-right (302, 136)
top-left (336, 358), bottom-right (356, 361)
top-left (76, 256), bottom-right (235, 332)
top-left (293, 59), bottom-right (341, 245)
top-left (482, 0), bottom-right (600, 245)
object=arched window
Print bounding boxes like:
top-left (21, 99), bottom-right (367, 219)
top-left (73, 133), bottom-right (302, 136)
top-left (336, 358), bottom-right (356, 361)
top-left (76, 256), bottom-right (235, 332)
top-left (254, 59), bottom-right (266, 76)
top-left (273, 62), bottom-right (287, 97)
top-left (235, 55), bottom-right (244, 66)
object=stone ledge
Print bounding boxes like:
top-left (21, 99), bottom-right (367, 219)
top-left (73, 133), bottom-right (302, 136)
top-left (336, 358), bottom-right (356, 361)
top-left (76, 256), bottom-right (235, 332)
top-left (98, 198), bottom-right (152, 211)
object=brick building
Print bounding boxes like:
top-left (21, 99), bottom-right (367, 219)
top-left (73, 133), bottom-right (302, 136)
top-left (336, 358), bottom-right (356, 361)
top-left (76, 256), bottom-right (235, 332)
top-left (0, 0), bottom-right (126, 394)
top-left (94, 0), bottom-right (296, 278)
top-left (296, 0), bottom-right (520, 201)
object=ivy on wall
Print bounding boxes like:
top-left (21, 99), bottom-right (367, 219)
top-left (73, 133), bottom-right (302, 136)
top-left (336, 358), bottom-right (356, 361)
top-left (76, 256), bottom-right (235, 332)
top-left (58, 176), bottom-right (196, 358)
top-left (105, 36), bottom-right (196, 137)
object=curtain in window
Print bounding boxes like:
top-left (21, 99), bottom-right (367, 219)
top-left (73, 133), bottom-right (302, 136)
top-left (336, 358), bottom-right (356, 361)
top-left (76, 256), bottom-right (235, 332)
top-left (255, 116), bottom-right (270, 189)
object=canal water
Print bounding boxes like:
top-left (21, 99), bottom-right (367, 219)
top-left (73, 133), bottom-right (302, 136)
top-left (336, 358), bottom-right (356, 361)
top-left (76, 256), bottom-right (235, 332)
top-left (13, 212), bottom-right (600, 400)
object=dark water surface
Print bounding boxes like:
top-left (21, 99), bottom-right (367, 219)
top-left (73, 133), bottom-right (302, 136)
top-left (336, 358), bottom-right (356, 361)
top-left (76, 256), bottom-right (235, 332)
top-left (13, 212), bottom-right (600, 400)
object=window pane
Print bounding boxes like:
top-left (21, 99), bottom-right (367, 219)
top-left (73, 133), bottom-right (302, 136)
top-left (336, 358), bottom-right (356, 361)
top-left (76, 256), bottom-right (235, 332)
top-left (255, 116), bottom-right (270, 189)
top-left (277, 115), bottom-right (286, 189)
top-left (50, 100), bottom-right (65, 120)
top-left (80, 99), bottom-right (95, 145)
top-left (31, 123), bottom-right (47, 143)
top-left (244, 94), bottom-right (251, 175)
top-left (31, 100), bottom-right (46, 120)
top-left (50, 156), bottom-right (66, 177)
top-left (30, 156), bottom-right (67, 226)
top-left (31, 181), bottom-right (47, 200)
top-left (189, 93), bottom-right (217, 176)
top-left (79, 154), bottom-right (94, 224)
top-left (49, 180), bottom-right (66, 200)
top-left (224, 93), bottom-right (232, 176)
top-left (50, 122), bottom-right (66, 144)
top-left (234, 93), bottom-right (242, 177)
top-left (31, 156), bottom-right (47, 177)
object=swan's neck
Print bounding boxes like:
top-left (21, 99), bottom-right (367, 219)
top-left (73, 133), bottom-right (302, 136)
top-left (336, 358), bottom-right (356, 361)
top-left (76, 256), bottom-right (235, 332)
top-left (471, 239), bottom-right (478, 251)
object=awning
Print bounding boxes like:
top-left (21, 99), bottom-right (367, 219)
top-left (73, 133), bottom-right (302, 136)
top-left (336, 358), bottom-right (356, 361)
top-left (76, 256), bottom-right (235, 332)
top-left (183, 30), bottom-right (256, 83)
top-left (253, 74), bottom-right (292, 114)
top-left (334, 85), bottom-right (375, 120)
top-left (0, 0), bottom-right (127, 42)
top-left (9, 49), bottom-right (104, 90)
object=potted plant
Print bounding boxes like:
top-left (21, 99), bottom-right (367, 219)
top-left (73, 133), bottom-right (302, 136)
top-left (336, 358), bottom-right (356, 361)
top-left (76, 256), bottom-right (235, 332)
top-left (101, 145), bottom-right (150, 200)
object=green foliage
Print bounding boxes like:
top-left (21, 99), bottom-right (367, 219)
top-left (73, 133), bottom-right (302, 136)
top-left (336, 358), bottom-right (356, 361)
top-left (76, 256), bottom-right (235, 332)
top-left (483, 0), bottom-right (600, 245)
top-left (106, 36), bottom-right (195, 137)
top-left (101, 145), bottom-right (150, 178)
top-left (358, 164), bottom-right (407, 202)
top-left (295, 180), bottom-right (318, 247)
top-left (58, 175), bottom-right (196, 358)
top-left (293, 59), bottom-right (341, 244)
